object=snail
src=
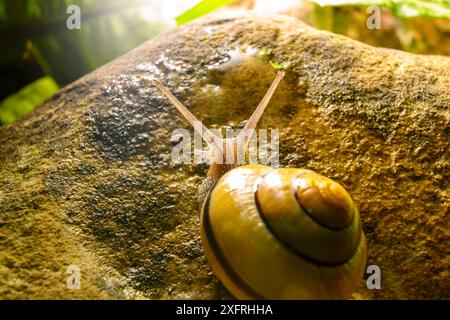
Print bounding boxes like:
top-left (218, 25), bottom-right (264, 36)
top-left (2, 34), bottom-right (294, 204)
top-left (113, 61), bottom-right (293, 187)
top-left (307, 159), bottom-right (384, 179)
top-left (152, 70), bottom-right (367, 299)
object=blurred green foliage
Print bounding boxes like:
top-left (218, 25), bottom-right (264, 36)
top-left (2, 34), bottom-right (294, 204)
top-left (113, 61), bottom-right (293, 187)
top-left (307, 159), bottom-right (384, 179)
top-left (0, 76), bottom-right (59, 124)
top-left (308, 1), bottom-right (450, 56)
top-left (0, 0), bottom-right (168, 125)
top-left (311, 0), bottom-right (450, 19)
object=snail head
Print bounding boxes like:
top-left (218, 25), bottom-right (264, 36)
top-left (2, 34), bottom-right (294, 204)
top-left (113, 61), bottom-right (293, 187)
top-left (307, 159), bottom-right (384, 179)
top-left (152, 70), bottom-right (285, 181)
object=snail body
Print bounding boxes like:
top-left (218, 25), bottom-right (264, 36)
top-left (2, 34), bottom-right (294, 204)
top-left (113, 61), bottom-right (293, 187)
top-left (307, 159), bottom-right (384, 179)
top-left (152, 70), bottom-right (367, 300)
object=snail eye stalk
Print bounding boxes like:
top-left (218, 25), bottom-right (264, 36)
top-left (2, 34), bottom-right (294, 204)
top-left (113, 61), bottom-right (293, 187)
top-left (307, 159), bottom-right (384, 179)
top-left (151, 78), bottom-right (221, 150)
top-left (237, 70), bottom-right (285, 148)
top-left (152, 70), bottom-right (285, 164)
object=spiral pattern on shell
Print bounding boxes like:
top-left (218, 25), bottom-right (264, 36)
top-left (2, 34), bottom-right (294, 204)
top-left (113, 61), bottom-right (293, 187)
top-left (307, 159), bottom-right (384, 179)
top-left (201, 164), bottom-right (367, 300)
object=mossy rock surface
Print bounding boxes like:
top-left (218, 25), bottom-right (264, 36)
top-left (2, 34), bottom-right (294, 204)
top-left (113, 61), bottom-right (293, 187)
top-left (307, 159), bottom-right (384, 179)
top-left (0, 12), bottom-right (448, 299)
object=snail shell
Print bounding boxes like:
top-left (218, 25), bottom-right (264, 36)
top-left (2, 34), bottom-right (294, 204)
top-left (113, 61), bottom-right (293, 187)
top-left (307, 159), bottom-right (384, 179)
top-left (201, 164), bottom-right (367, 299)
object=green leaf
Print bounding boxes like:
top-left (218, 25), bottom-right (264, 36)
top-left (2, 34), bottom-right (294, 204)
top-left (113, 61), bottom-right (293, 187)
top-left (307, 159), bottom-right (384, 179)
top-left (175, 0), bottom-right (234, 26)
top-left (257, 49), bottom-right (270, 57)
top-left (0, 76), bottom-right (59, 124)
top-left (269, 60), bottom-right (290, 70)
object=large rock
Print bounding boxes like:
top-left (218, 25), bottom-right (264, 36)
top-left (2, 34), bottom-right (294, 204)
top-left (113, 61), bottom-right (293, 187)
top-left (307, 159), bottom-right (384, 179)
top-left (0, 12), bottom-right (448, 299)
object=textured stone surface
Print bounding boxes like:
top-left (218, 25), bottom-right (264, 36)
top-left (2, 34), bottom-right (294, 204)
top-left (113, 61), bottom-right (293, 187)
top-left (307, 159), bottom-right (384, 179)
top-left (0, 12), bottom-right (448, 299)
